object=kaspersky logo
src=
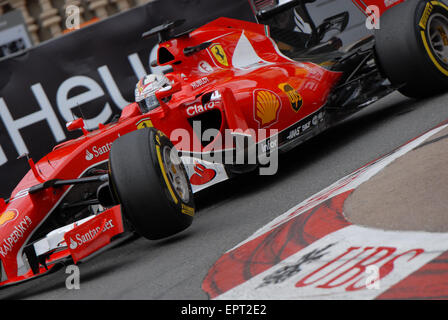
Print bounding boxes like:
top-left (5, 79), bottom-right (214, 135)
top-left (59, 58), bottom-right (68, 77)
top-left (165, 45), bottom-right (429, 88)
top-left (278, 83), bottom-right (303, 113)
top-left (0, 215), bottom-right (32, 258)
top-left (0, 209), bottom-right (18, 228)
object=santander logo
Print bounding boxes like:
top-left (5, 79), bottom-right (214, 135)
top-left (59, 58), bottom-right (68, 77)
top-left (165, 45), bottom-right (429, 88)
top-left (85, 142), bottom-right (113, 161)
top-left (69, 219), bottom-right (115, 250)
top-left (189, 163), bottom-right (216, 185)
top-left (85, 150), bottom-right (94, 161)
top-left (69, 237), bottom-right (78, 250)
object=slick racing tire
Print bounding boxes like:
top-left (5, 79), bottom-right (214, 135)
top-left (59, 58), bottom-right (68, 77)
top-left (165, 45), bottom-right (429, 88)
top-left (109, 128), bottom-right (195, 240)
top-left (375, 0), bottom-right (448, 98)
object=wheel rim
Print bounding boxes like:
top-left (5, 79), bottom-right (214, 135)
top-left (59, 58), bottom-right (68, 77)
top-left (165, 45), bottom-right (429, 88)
top-left (428, 13), bottom-right (448, 66)
top-left (162, 146), bottom-right (190, 203)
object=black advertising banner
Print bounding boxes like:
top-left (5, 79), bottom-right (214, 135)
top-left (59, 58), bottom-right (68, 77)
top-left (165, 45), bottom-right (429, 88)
top-left (0, 0), bottom-right (255, 198)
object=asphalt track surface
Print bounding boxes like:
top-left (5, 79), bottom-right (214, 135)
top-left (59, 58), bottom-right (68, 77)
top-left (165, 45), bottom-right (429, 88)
top-left (1, 90), bottom-right (448, 300)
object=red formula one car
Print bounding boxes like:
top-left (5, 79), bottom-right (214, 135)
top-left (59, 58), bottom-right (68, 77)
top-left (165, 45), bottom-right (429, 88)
top-left (1, 0), bottom-right (448, 287)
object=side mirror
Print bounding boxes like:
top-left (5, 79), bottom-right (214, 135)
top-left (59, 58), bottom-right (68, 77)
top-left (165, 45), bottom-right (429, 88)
top-left (66, 118), bottom-right (88, 135)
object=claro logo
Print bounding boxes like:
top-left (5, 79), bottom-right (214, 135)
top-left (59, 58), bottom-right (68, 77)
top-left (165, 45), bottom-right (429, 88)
top-left (69, 219), bottom-right (115, 250)
top-left (186, 102), bottom-right (216, 117)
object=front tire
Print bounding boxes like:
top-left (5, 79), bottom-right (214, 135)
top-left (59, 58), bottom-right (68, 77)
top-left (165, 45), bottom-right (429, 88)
top-left (109, 128), bottom-right (195, 240)
top-left (375, 0), bottom-right (448, 98)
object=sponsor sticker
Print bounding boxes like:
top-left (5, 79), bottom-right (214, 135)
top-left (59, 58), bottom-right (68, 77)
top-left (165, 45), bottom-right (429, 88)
top-left (210, 44), bottom-right (229, 67)
top-left (189, 163), bottom-right (217, 185)
top-left (0, 209), bottom-right (18, 227)
top-left (278, 83), bottom-right (303, 113)
top-left (183, 158), bottom-right (229, 193)
top-left (191, 77), bottom-right (210, 90)
top-left (181, 204), bottom-right (195, 217)
top-left (198, 61), bottom-right (214, 73)
top-left (253, 90), bottom-right (282, 129)
top-left (186, 101), bottom-right (216, 117)
top-left (260, 139), bottom-right (278, 154)
top-left (286, 111), bottom-right (324, 140)
top-left (64, 207), bottom-right (123, 263)
top-left (0, 215), bottom-right (32, 258)
top-left (419, 2), bottom-right (433, 30)
top-left (216, 226), bottom-right (448, 300)
top-left (85, 142), bottom-right (113, 161)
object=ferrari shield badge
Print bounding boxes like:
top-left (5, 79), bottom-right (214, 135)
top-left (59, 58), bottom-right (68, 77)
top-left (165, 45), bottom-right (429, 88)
top-left (210, 44), bottom-right (229, 67)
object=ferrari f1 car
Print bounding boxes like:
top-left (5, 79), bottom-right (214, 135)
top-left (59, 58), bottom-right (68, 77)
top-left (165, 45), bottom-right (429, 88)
top-left (1, 0), bottom-right (448, 287)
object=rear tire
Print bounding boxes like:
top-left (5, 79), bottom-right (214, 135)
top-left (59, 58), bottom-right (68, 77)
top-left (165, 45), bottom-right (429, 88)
top-left (109, 128), bottom-right (194, 240)
top-left (375, 0), bottom-right (448, 98)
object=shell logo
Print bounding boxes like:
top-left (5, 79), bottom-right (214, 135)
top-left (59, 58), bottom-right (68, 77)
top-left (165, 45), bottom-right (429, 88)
top-left (0, 209), bottom-right (18, 227)
top-left (254, 90), bottom-right (282, 128)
